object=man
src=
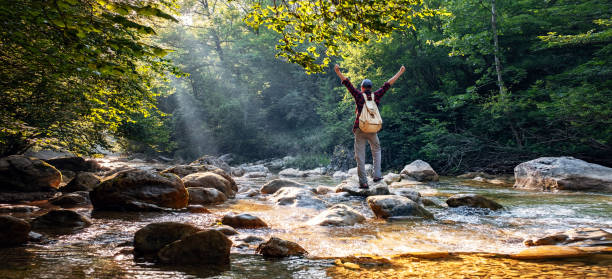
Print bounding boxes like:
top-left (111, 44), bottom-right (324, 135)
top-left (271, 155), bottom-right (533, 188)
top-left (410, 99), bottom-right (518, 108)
top-left (334, 64), bottom-right (406, 188)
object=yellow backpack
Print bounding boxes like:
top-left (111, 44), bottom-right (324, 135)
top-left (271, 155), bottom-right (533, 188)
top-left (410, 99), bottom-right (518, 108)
top-left (358, 92), bottom-right (382, 133)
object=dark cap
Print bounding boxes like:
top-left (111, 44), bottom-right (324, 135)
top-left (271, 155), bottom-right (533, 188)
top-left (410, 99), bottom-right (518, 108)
top-left (361, 79), bottom-right (373, 88)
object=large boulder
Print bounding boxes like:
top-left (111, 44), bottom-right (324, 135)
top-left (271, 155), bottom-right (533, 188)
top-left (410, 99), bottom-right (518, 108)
top-left (366, 195), bottom-right (433, 219)
top-left (307, 204), bottom-right (365, 226)
top-left (446, 194), bottom-right (503, 210)
top-left (30, 209), bottom-right (92, 232)
top-left (0, 205), bottom-right (40, 213)
top-left (0, 215), bottom-right (31, 247)
top-left (513, 157), bottom-right (612, 192)
top-left (0, 155), bottom-right (62, 192)
top-left (336, 179), bottom-right (390, 197)
top-left (60, 172), bottom-right (101, 192)
top-left (90, 169), bottom-right (188, 211)
top-left (182, 172), bottom-right (235, 198)
top-left (278, 168), bottom-right (306, 177)
top-left (157, 229), bottom-right (232, 265)
top-left (187, 187), bottom-right (227, 205)
top-left (523, 228), bottom-right (612, 247)
top-left (44, 156), bottom-right (103, 172)
top-left (400, 160), bottom-right (439, 182)
top-left (240, 164), bottom-right (269, 174)
top-left (134, 222), bottom-right (200, 255)
top-left (256, 237), bottom-right (307, 258)
top-left (260, 179), bottom-right (305, 194)
top-left (270, 187), bottom-right (327, 209)
top-left (163, 165), bottom-right (237, 193)
top-left (221, 213), bottom-right (268, 229)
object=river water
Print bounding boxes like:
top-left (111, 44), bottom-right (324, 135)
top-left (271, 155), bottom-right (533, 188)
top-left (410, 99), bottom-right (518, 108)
top-left (1, 167), bottom-right (611, 278)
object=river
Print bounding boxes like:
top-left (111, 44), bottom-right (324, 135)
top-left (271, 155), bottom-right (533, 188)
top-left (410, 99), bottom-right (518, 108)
top-left (0, 162), bottom-right (610, 278)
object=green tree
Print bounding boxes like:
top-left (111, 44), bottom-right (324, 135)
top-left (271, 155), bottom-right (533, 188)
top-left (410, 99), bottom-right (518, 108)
top-left (0, 0), bottom-right (179, 156)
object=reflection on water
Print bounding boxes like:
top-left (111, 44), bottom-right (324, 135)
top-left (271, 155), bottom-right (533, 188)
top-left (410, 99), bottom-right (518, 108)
top-left (0, 172), bottom-right (610, 278)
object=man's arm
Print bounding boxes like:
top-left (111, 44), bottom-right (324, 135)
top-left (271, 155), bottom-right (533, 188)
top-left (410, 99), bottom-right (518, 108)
top-left (334, 64), bottom-right (347, 81)
top-left (387, 66), bottom-right (406, 85)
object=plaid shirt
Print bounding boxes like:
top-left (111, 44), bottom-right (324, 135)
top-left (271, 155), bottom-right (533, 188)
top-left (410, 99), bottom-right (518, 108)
top-left (342, 79), bottom-right (391, 131)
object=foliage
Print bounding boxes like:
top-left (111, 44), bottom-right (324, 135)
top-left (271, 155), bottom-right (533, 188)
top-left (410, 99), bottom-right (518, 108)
top-left (243, 0), bottom-right (441, 73)
top-left (0, 0), bottom-right (179, 156)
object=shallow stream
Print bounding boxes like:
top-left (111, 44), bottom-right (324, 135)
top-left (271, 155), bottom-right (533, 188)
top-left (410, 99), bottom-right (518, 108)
top-left (1, 168), bottom-right (611, 278)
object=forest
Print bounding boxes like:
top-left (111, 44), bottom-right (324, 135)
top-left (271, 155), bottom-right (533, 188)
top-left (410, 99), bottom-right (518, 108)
top-left (2, 0), bottom-right (611, 174)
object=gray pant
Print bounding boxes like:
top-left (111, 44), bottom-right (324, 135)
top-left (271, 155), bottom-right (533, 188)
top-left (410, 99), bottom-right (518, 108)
top-left (354, 128), bottom-right (382, 185)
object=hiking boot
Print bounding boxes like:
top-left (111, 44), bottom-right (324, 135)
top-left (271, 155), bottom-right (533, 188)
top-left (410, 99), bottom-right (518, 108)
top-left (359, 183), bottom-right (369, 189)
top-left (373, 177), bottom-right (383, 183)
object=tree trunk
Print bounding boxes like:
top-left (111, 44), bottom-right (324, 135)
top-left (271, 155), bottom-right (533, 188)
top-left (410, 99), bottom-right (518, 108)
top-left (491, 0), bottom-right (504, 96)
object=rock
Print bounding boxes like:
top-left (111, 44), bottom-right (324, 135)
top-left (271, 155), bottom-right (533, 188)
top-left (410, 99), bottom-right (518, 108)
top-left (366, 195), bottom-right (433, 219)
top-left (278, 168), bottom-right (306, 177)
top-left (421, 198), bottom-right (446, 208)
top-left (260, 179), bottom-right (305, 194)
top-left (31, 209), bottom-right (92, 232)
top-left (307, 204), bottom-right (365, 226)
top-left (263, 159), bottom-right (285, 172)
top-left (182, 172), bottom-right (235, 198)
top-left (163, 166), bottom-right (237, 193)
top-left (332, 171), bottom-right (351, 180)
top-left (134, 222), bottom-right (200, 254)
top-left (400, 160), bottom-right (439, 182)
top-left (389, 180), bottom-right (425, 188)
top-left (190, 155), bottom-right (231, 173)
top-left (221, 213), bottom-right (268, 229)
top-left (244, 189), bottom-right (260, 197)
top-left (231, 167), bottom-right (245, 177)
top-left (186, 205), bottom-right (211, 213)
top-left (90, 169), bottom-right (188, 211)
top-left (513, 157), bottom-right (612, 192)
top-left (0, 205), bottom-right (40, 213)
top-left (44, 156), bottom-right (103, 172)
top-left (61, 172), bottom-right (101, 192)
top-left (49, 193), bottom-right (89, 207)
top-left (315, 186), bottom-right (336, 195)
top-left (446, 194), bottom-right (503, 210)
top-left (240, 164), bottom-right (269, 174)
top-left (0, 215), bottom-right (31, 247)
top-left (348, 164), bottom-right (373, 176)
top-left (213, 225), bottom-right (238, 236)
top-left (60, 170), bottom-right (76, 184)
top-left (270, 187), bottom-right (327, 209)
top-left (392, 189), bottom-right (422, 204)
top-left (157, 229), bottom-right (232, 265)
top-left (187, 187), bottom-right (227, 205)
top-left (336, 180), bottom-right (390, 197)
top-left (523, 228), bottom-right (612, 247)
top-left (383, 173), bottom-right (401, 185)
top-left (256, 237), bottom-right (307, 258)
top-left (0, 155), bottom-right (62, 192)
top-left (304, 167), bottom-right (326, 176)
top-left (244, 171), bottom-right (268, 178)
top-left (510, 246), bottom-right (591, 260)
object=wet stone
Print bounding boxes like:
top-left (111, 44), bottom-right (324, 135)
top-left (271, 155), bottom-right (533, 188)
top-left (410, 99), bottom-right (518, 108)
top-left (134, 222), bottom-right (201, 255)
top-left (213, 225), bottom-right (238, 236)
top-left (31, 209), bottom-right (92, 233)
top-left (367, 195), bottom-right (433, 219)
top-left (446, 194), bottom-right (503, 210)
top-left (260, 179), bottom-right (305, 194)
top-left (221, 213), bottom-right (268, 229)
top-left (0, 215), bottom-right (31, 247)
top-left (336, 181), bottom-right (390, 197)
top-left (0, 204), bottom-right (40, 213)
top-left (256, 237), bottom-right (307, 258)
top-left (157, 229), bottom-right (232, 265)
top-left (307, 204), bottom-right (365, 226)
